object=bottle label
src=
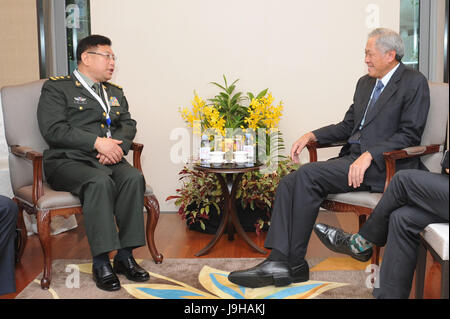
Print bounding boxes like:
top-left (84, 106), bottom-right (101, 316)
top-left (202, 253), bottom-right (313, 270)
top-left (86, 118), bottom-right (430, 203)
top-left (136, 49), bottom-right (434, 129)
top-left (243, 145), bottom-right (254, 159)
top-left (200, 147), bottom-right (210, 160)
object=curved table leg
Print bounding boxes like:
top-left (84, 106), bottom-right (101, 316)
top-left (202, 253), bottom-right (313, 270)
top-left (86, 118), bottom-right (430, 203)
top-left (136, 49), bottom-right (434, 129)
top-left (194, 174), bottom-right (231, 256)
top-left (229, 173), bottom-right (267, 254)
top-left (195, 172), bottom-right (266, 256)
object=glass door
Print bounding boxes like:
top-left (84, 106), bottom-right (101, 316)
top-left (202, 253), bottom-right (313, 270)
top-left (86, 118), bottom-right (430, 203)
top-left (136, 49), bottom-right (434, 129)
top-left (400, 0), bottom-right (420, 70)
top-left (65, 0), bottom-right (91, 74)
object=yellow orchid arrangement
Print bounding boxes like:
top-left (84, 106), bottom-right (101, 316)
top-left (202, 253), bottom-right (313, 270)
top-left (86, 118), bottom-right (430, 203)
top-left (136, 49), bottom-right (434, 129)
top-left (179, 75), bottom-right (283, 136)
top-left (171, 75), bottom-right (289, 234)
top-left (180, 93), bottom-right (227, 136)
top-left (245, 93), bottom-right (284, 132)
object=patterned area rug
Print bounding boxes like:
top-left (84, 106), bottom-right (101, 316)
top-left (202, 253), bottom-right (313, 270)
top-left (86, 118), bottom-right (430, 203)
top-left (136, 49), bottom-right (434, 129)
top-left (16, 257), bottom-right (375, 299)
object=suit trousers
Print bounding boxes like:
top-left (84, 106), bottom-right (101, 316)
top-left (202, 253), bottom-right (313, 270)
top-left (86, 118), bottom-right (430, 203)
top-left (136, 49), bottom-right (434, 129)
top-left (47, 160), bottom-right (146, 257)
top-left (359, 170), bottom-right (449, 299)
top-left (0, 195), bottom-right (18, 295)
top-left (264, 152), bottom-right (373, 261)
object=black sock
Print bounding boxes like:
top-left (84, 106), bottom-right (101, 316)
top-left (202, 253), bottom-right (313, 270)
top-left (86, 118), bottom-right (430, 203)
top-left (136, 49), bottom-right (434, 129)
top-left (93, 252), bottom-right (110, 269)
top-left (288, 255), bottom-right (305, 267)
top-left (114, 247), bottom-right (133, 262)
top-left (267, 249), bottom-right (288, 262)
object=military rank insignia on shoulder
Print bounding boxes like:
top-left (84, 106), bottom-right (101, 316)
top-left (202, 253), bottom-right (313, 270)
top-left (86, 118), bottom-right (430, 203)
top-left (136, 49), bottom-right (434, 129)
top-left (49, 75), bottom-right (71, 81)
top-left (107, 81), bottom-right (123, 90)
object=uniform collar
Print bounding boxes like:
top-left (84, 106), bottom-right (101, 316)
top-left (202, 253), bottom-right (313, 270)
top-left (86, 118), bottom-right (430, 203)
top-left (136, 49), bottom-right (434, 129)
top-left (75, 68), bottom-right (98, 88)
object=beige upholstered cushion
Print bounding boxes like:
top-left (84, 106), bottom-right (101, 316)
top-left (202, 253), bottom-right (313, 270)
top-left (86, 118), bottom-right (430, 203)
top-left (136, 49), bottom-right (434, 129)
top-left (16, 183), bottom-right (154, 210)
top-left (421, 223), bottom-right (449, 261)
top-left (144, 184), bottom-right (154, 196)
top-left (326, 192), bottom-right (383, 209)
top-left (15, 183), bottom-right (81, 210)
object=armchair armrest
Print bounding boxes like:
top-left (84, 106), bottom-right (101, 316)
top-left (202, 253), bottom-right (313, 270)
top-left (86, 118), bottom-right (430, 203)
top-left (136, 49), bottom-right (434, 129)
top-left (306, 141), bottom-right (346, 162)
top-left (131, 142), bottom-right (144, 173)
top-left (306, 141), bottom-right (442, 192)
top-left (9, 142), bottom-right (147, 205)
top-left (383, 144), bottom-right (442, 190)
top-left (10, 145), bottom-right (44, 204)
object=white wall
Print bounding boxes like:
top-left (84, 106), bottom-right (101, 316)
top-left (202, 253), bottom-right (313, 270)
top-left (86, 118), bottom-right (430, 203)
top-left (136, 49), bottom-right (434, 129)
top-left (90, 0), bottom-right (400, 211)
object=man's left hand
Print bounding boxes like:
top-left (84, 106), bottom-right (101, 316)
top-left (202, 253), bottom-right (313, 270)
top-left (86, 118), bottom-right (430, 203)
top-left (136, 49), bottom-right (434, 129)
top-left (348, 151), bottom-right (373, 188)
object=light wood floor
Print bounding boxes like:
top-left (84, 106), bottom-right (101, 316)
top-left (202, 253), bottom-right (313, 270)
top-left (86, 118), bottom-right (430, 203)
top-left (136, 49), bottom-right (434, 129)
top-left (1, 211), bottom-right (441, 299)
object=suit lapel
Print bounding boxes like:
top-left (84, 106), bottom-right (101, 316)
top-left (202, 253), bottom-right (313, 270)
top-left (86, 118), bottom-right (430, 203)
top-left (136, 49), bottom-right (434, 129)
top-left (353, 77), bottom-right (376, 132)
top-left (362, 63), bottom-right (405, 128)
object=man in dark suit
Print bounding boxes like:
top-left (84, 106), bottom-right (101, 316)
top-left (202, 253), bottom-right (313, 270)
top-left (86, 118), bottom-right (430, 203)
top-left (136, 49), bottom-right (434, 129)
top-left (314, 152), bottom-right (449, 298)
top-left (228, 28), bottom-right (430, 288)
top-left (0, 196), bottom-right (18, 296)
top-left (37, 35), bottom-right (149, 292)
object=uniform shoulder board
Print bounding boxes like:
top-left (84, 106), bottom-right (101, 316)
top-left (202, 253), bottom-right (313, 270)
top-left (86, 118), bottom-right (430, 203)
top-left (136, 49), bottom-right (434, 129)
top-left (49, 75), bottom-right (71, 81)
top-left (107, 81), bottom-right (123, 90)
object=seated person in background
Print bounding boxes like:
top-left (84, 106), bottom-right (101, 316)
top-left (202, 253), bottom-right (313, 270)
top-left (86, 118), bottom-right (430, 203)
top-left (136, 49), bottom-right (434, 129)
top-left (37, 35), bottom-right (149, 292)
top-left (0, 196), bottom-right (18, 296)
top-left (315, 151), bottom-right (449, 298)
top-left (228, 28), bottom-right (430, 288)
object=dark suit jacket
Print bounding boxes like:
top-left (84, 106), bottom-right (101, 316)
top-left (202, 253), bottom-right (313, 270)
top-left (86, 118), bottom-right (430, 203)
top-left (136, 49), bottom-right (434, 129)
top-left (0, 195), bottom-right (18, 295)
top-left (312, 63), bottom-right (430, 192)
top-left (37, 72), bottom-right (137, 180)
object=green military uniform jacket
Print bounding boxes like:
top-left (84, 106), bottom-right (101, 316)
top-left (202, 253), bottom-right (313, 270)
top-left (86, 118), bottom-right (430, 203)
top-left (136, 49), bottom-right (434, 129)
top-left (37, 72), bottom-right (137, 179)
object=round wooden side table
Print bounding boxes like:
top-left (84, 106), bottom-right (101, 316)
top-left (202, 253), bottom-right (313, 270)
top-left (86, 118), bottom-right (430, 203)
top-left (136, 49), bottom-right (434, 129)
top-left (193, 162), bottom-right (267, 256)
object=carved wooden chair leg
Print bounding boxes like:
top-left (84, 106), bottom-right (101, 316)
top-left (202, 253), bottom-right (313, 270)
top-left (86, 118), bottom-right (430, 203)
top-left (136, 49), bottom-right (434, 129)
top-left (358, 214), bottom-right (367, 229)
top-left (144, 195), bottom-right (163, 264)
top-left (37, 209), bottom-right (52, 289)
top-left (13, 200), bottom-right (27, 263)
top-left (371, 246), bottom-right (380, 266)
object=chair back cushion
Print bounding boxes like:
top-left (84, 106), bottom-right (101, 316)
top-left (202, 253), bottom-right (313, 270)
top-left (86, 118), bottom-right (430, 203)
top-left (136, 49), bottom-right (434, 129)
top-left (421, 82), bottom-right (449, 172)
top-left (0, 80), bottom-right (48, 193)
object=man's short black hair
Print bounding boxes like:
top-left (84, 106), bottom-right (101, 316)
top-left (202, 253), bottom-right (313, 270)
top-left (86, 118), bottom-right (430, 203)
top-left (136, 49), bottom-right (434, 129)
top-left (76, 34), bottom-right (112, 64)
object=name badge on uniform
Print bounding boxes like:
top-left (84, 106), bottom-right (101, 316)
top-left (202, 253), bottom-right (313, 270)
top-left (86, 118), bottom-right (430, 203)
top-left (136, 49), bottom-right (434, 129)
top-left (74, 96), bottom-right (87, 104)
top-left (109, 96), bottom-right (120, 106)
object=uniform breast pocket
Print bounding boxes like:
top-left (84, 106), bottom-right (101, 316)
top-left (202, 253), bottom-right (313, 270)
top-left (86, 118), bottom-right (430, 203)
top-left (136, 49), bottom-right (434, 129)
top-left (67, 103), bottom-right (100, 124)
top-left (110, 106), bottom-right (129, 122)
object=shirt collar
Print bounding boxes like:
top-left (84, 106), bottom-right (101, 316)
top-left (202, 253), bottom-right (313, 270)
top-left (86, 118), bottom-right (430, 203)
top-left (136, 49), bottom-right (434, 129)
top-left (76, 68), bottom-right (96, 88)
top-left (378, 62), bottom-right (400, 88)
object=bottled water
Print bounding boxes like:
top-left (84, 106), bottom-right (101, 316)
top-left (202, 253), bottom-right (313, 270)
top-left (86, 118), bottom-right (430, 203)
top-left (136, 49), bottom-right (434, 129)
top-left (243, 133), bottom-right (255, 164)
top-left (200, 135), bottom-right (211, 163)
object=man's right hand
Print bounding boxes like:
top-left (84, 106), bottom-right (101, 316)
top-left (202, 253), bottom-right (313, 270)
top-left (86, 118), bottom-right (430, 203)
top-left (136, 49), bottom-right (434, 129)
top-left (290, 132), bottom-right (317, 164)
top-left (94, 137), bottom-right (123, 164)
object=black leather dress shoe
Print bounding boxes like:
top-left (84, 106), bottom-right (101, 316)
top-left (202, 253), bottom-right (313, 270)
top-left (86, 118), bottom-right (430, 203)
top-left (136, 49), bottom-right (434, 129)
top-left (92, 263), bottom-right (121, 291)
top-left (291, 260), bottom-right (309, 283)
top-left (314, 223), bottom-right (372, 262)
top-left (113, 256), bottom-right (150, 282)
top-left (228, 259), bottom-right (309, 288)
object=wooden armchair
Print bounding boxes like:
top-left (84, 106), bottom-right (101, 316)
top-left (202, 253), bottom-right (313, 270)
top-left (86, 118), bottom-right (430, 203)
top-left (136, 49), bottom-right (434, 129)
top-left (306, 82), bottom-right (449, 266)
top-left (1, 80), bottom-right (163, 289)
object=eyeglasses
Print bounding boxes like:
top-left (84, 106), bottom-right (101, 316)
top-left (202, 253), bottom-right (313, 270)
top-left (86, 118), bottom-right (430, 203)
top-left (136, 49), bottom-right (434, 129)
top-left (87, 51), bottom-right (117, 61)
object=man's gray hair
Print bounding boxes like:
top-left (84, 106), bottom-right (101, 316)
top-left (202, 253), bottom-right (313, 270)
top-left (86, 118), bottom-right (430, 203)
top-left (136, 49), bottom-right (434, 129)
top-left (369, 28), bottom-right (405, 61)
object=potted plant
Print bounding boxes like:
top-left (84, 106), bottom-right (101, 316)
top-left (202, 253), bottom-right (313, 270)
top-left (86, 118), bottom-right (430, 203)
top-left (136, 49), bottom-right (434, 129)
top-left (167, 75), bottom-right (294, 234)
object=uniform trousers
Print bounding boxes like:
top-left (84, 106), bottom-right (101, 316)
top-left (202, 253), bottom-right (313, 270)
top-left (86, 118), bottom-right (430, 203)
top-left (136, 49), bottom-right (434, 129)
top-left (265, 151), bottom-right (377, 262)
top-left (0, 195), bottom-right (18, 295)
top-left (47, 160), bottom-right (146, 257)
top-left (359, 170), bottom-right (449, 299)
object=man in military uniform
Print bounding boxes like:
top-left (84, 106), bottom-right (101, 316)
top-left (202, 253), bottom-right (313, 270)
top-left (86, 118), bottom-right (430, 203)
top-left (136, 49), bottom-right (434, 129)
top-left (37, 35), bottom-right (149, 291)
